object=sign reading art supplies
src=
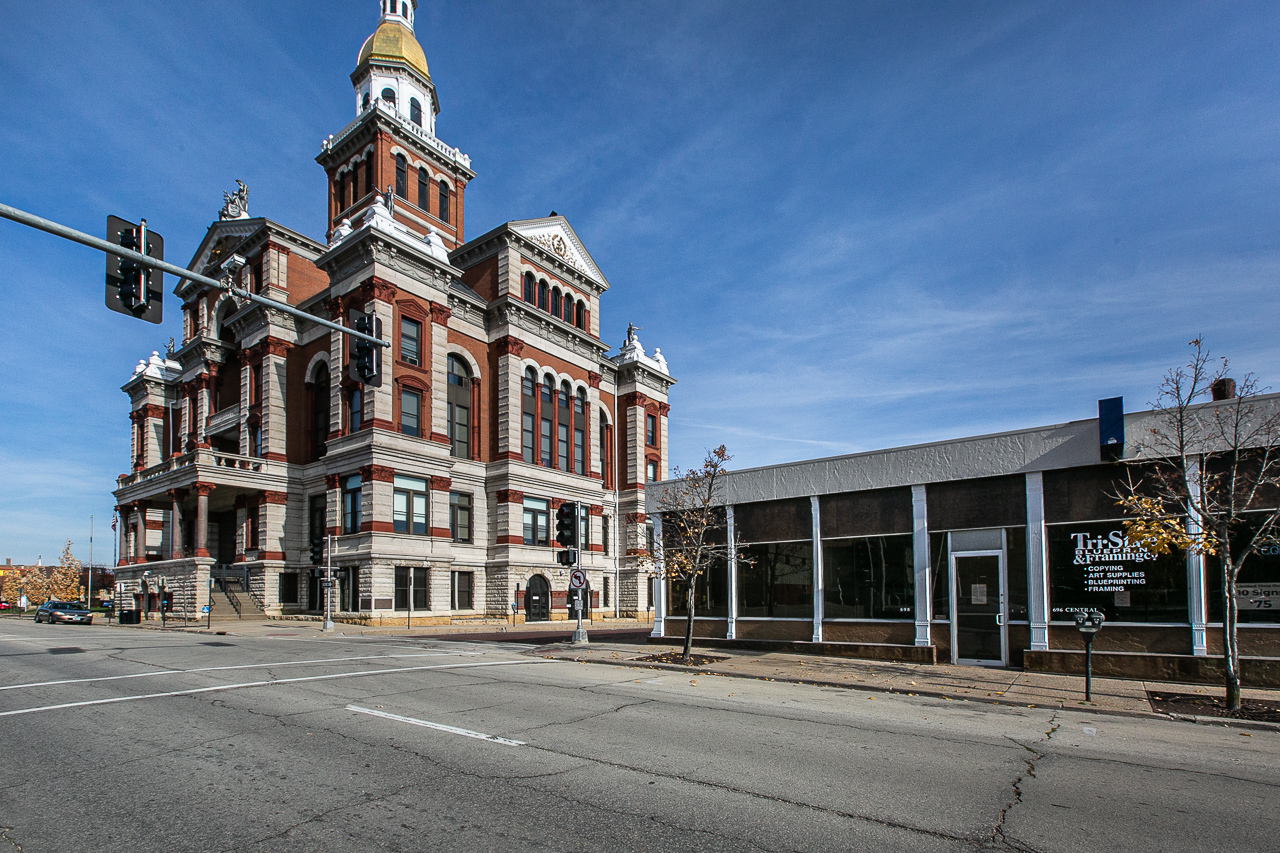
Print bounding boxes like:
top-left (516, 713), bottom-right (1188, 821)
top-left (1047, 521), bottom-right (1189, 623)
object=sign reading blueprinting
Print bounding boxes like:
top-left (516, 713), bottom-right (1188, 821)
top-left (1048, 521), bottom-right (1188, 622)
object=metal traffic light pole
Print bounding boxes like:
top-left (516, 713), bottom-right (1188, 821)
top-left (323, 534), bottom-right (335, 633)
top-left (0, 202), bottom-right (389, 348)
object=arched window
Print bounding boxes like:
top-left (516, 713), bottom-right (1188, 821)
top-left (418, 168), bottom-right (429, 211)
top-left (308, 362), bottom-right (329, 462)
top-left (522, 272), bottom-right (534, 302)
top-left (521, 367), bottom-right (537, 463)
top-left (540, 375), bottom-right (554, 466)
top-left (550, 288), bottom-right (561, 318)
top-left (362, 92), bottom-right (371, 111)
top-left (563, 293), bottom-right (575, 324)
top-left (599, 409), bottom-right (613, 489)
top-left (409, 97), bottom-right (422, 127)
top-left (394, 154), bottom-right (407, 198)
top-left (381, 87), bottom-right (397, 108)
top-left (573, 388), bottom-right (587, 475)
top-left (446, 355), bottom-right (472, 459)
top-left (555, 381), bottom-right (572, 471)
top-left (538, 280), bottom-right (548, 310)
top-left (575, 300), bottom-right (586, 329)
top-left (438, 180), bottom-right (450, 224)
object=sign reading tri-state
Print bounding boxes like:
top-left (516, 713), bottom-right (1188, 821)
top-left (1047, 520), bottom-right (1188, 623)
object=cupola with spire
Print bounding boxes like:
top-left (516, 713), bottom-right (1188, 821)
top-left (352, 0), bottom-right (438, 135)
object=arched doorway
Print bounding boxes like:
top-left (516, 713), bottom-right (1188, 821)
top-left (526, 575), bottom-right (550, 622)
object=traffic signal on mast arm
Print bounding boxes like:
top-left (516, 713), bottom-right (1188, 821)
top-left (310, 536), bottom-right (325, 567)
top-left (555, 501), bottom-right (579, 548)
top-left (347, 309), bottom-right (383, 386)
top-left (104, 215), bottom-right (163, 323)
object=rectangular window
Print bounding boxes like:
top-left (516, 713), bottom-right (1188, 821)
top-left (540, 418), bottom-right (552, 466)
top-left (278, 572), bottom-right (299, 605)
top-left (522, 412), bottom-right (535, 463)
top-left (249, 424), bottom-right (262, 458)
top-left (451, 571), bottom-right (473, 610)
top-left (392, 475), bottom-right (428, 535)
top-left (670, 554), bottom-right (730, 618)
top-left (558, 423), bottom-right (569, 470)
top-left (400, 388), bottom-right (421, 437)
top-left (438, 181), bottom-right (450, 224)
top-left (394, 566), bottom-right (411, 611)
top-left (1047, 520), bottom-right (1189, 623)
top-left (737, 542), bottom-right (813, 619)
top-left (448, 401), bottom-right (470, 459)
top-left (646, 414), bottom-right (658, 446)
top-left (450, 492), bottom-right (472, 543)
top-left (646, 460), bottom-right (658, 482)
top-left (342, 475), bottom-right (363, 534)
top-left (574, 428), bottom-right (585, 474)
top-left (252, 364), bottom-right (263, 405)
top-left (822, 535), bottom-right (914, 620)
top-left (522, 498), bottom-right (549, 546)
top-left (1206, 516), bottom-right (1280, 624)
top-left (400, 318), bottom-right (421, 366)
top-left (247, 508), bottom-right (260, 550)
top-left (413, 567), bottom-right (429, 610)
top-left (602, 515), bottom-right (610, 556)
top-left (578, 505), bottom-right (591, 549)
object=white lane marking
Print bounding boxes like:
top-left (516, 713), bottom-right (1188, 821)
top-left (347, 705), bottom-right (525, 746)
top-left (0, 651), bottom-right (478, 693)
top-left (0, 659), bottom-right (549, 718)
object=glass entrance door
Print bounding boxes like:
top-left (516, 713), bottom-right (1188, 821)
top-left (953, 553), bottom-right (1005, 665)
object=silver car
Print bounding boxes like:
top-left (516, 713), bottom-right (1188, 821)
top-left (34, 601), bottom-right (93, 625)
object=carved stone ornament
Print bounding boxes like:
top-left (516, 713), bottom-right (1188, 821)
top-left (219, 180), bottom-right (250, 221)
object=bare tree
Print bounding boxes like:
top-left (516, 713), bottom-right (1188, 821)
top-left (652, 445), bottom-right (743, 665)
top-left (1119, 339), bottom-right (1280, 710)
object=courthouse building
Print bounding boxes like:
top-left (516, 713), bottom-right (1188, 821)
top-left (648, 393), bottom-right (1280, 683)
top-left (112, 1), bottom-right (673, 623)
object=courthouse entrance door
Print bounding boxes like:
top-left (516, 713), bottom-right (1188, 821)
top-left (526, 575), bottom-right (550, 622)
top-left (951, 552), bottom-right (1006, 666)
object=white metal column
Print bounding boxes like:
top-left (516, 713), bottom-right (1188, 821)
top-left (1187, 456), bottom-right (1208, 656)
top-left (649, 513), bottom-right (665, 639)
top-left (811, 495), bottom-right (823, 643)
top-left (1026, 472), bottom-right (1050, 651)
top-left (726, 505), bottom-right (737, 640)
top-left (912, 485), bottom-right (931, 647)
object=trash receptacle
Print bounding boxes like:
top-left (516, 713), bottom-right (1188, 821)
top-left (119, 610), bottom-right (138, 625)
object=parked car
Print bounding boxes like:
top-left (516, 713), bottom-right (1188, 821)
top-left (34, 601), bottom-right (93, 625)
top-left (0, 601), bottom-right (10, 610)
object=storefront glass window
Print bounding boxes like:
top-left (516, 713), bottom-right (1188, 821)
top-left (1206, 515), bottom-right (1280, 624)
top-left (930, 532), bottom-right (950, 620)
top-left (668, 554), bottom-right (729, 618)
top-left (1047, 520), bottom-right (1189, 622)
top-left (1006, 527), bottom-right (1028, 622)
top-left (737, 542), bottom-right (813, 618)
top-left (822, 535), bottom-right (913, 620)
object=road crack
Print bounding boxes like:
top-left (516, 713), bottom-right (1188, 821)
top-left (988, 714), bottom-right (1059, 852)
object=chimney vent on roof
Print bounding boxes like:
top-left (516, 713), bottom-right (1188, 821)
top-left (1211, 378), bottom-right (1237, 401)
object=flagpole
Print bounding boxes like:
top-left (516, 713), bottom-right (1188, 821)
top-left (87, 515), bottom-right (93, 607)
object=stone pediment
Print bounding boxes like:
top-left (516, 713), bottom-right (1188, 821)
top-left (510, 216), bottom-right (608, 289)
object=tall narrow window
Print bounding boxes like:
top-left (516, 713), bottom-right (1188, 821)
top-left (400, 317), bottom-right (421, 366)
top-left (450, 492), bottom-right (472, 543)
top-left (540, 376), bottom-right (554, 466)
top-left (342, 475), bottom-right (363, 534)
top-left (646, 460), bottom-right (659, 482)
top-left (399, 387), bottom-right (420, 437)
top-left (538, 280), bottom-right (548, 310)
top-left (418, 168), bottom-right (430, 211)
top-left (362, 92), bottom-right (371, 112)
top-left (381, 87), bottom-right (397, 108)
top-left (392, 475), bottom-right (428, 535)
top-left (363, 158), bottom-right (374, 199)
top-left (557, 382), bottom-right (571, 471)
top-left (409, 97), bottom-right (422, 127)
top-left (523, 272), bottom-right (535, 303)
top-left (395, 154), bottom-right (407, 198)
top-left (451, 571), bottom-right (473, 610)
top-left (575, 300), bottom-right (586, 329)
top-left (521, 368), bottom-right (536, 463)
top-left (394, 566), bottom-right (411, 611)
top-left (249, 423), bottom-right (262, 458)
top-left (413, 567), bottom-right (429, 609)
top-left (348, 386), bottom-right (362, 432)
top-left (646, 414), bottom-right (658, 446)
top-left (563, 294), bottom-right (574, 324)
top-left (446, 355), bottom-right (471, 459)
top-left (550, 288), bottom-right (561, 318)
top-left (574, 389), bottom-right (586, 475)
top-left (602, 514), bottom-right (610, 555)
top-left (309, 363), bottom-right (329, 462)
top-left (438, 180), bottom-right (450, 224)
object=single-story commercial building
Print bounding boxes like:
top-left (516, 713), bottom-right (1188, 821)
top-left (646, 393), bottom-right (1280, 685)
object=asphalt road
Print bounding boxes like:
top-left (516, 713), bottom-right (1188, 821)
top-left (0, 619), bottom-right (1274, 853)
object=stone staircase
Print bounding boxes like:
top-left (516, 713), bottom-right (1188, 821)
top-left (219, 582), bottom-right (272, 622)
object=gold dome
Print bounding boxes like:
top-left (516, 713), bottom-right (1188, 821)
top-left (356, 22), bottom-right (430, 81)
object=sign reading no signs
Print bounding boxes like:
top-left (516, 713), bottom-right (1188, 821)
top-left (569, 569), bottom-right (587, 590)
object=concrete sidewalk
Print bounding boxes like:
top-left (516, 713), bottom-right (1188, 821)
top-left (538, 640), bottom-right (1280, 728)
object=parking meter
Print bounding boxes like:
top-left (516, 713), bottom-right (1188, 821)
top-left (1074, 611), bottom-right (1105, 701)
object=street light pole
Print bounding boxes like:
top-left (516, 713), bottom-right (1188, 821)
top-left (87, 514), bottom-right (93, 608)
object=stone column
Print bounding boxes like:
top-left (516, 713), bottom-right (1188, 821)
top-left (430, 476), bottom-right (452, 538)
top-left (116, 505), bottom-right (129, 567)
top-left (133, 502), bottom-right (147, 563)
top-left (1025, 473), bottom-right (1050, 651)
top-left (428, 302), bottom-right (451, 444)
top-left (194, 483), bottom-right (213, 558)
top-left (649, 513), bottom-right (665, 638)
top-left (1187, 456), bottom-right (1209, 656)
top-left (912, 485), bottom-right (932, 647)
top-left (726, 505), bottom-right (737, 640)
top-left (262, 339), bottom-right (290, 461)
top-left (495, 336), bottom-right (524, 460)
top-left (168, 489), bottom-right (186, 559)
top-left (587, 372), bottom-right (603, 478)
top-left (811, 495), bottom-right (823, 643)
top-left (469, 376), bottom-right (481, 461)
top-left (495, 490), bottom-right (524, 546)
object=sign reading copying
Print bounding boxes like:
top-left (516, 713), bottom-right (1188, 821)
top-left (569, 569), bottom-right (587, 590)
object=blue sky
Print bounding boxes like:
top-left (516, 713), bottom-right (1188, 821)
top-left (1, 1), bottom-right (1278, 564)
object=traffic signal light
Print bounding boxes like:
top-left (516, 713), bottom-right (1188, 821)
top-left (347, 309), bottom-right (383, 386)
top-left (310, 537), bottom-right (325, 566)
top-left (104, 215), bottom-right (163, 323)
top-left (555, 501), bottom-right (578, 548)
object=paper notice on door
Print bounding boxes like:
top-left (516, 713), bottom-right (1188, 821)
top-left (971, 584), bottom-right (987, 605)
top-left (1114, 590), bottom-right (1131, 607)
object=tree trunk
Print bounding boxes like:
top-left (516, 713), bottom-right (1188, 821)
top-left (1224, 562), bottom-right (1242, 711)
top-left (682, 580), bottom-right (697, 665)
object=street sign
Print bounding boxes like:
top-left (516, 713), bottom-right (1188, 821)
top-left (321, 579), bottom-right (334, 589)
top-left (201, 605), bottom-right (210, 613)
top-left (569, 569), bottom-right (587, 590)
